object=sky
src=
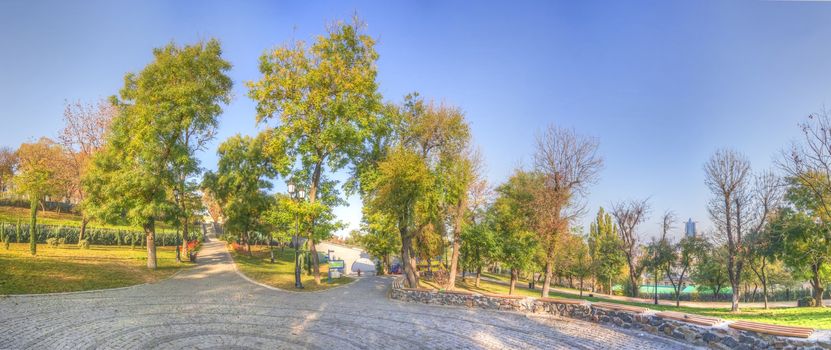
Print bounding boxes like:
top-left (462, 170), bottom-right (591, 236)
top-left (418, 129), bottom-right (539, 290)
top-left (3, 0), bottom-right (831, 241)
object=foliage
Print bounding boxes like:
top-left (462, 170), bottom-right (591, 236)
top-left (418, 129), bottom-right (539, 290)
top-left (693, 243), bottom-right (730, 300)
top-left (491, 170), bottom-right (541, 279)
top-left (588, 207), bottom-right (625, 293)
top-left (204, 134), bottom-right (275, 253)
top-left (0, 146), bottom-right (18, 193)
top-left (84, 38), bottom-right (231, 269)
top-left (769, 182), bottom-right (831, 307)
top-left (248, 18), bottom-right (382, 283)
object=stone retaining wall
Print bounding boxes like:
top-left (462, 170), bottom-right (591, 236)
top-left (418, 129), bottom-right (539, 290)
top-left (390, 278), bottom-right (830, 350)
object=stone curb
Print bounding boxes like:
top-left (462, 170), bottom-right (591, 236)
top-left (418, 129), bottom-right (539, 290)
top-left (389, 277), bottom-right (831, 350)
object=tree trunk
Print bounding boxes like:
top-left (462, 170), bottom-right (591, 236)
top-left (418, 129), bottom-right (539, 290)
top-left (144, 219), bottom-right (157, 269)
top-left (579, 277), bottom-right (584, 297)
top-left (245, 230), bottom-right (252, 256)
top-left (812, 264), bottom-right (826, 307)
top-left (29, 198), bottom-right (38, 256)
top-left (182, 218), bottom-right (189, 258)
top-left (79, 216), bottom-right (88, 243)
top-left (542, 260), bottom-right (553, 297)
top-left (509, 268), bottom-right (518, 295)
top-left (730, 279), bottom-right (741, 312)
top-left (311, 240), bottom-right (320, 284)
top-left (307, 160), bottom-right (323, 285)
top-left (475, 266), bottom-right (482, 287)
top-left (447, 199), bottom-right (465, 290)
top-left (400, 229), bottom-right (419, 288)
top-left (763, 280), bottom-right (769, 309)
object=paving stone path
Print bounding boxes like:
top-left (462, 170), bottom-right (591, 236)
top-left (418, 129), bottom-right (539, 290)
top-left (0, 237), bottom-right (697, 349)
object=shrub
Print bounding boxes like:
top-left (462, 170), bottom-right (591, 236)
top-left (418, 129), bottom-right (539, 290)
top-left (798, 296), bottom-right (816, 307)
top-left (58, 237), bottom-right (66, 246)
top-left (78, 239), bottom-right (90, 249)
top-left (47, 237), bottom-right (59, 248)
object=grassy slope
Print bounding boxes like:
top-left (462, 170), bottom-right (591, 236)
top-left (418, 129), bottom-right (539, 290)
top-left (425, 276), bottom-right (831, 329)
top-left (230, 244), bottom-right (352, 292)
top-left (0, 243), bottom-right (189, 294)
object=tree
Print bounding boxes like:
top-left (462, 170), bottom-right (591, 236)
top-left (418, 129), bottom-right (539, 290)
top-left (588, 207), bottom-right (624, 294)
top-left (491, 170), bottom-right (541, 295)
top-left (370, 146), bottom-right (433, 287)
top-left (248, 18), bottom-right (382, 284)
top-left (746, 223), bottom-right (780, 309)
top-left (666, 236), bottom-right (707, 307)
top-left (778, 110), bottom-right (831, 307)
top-left (694, 243), bottom-right (730, 301)
top-left (358, 210), bottom-right (400, 274)
top-left (84, 39), bottom-right (232, 269)
top-left (445, 146), bottom-right (479, 289)
top-left (204, 135), bottom-right (276, 255)
top-left (771, 180), bottom-right (831, 307)
top-left (58, 99), bottom-right (115, 241)
top-left (611, 198), bottom-right (650, 297)
top-left (704, 150), bottom-right (779, 311)
top-left (0, 146), bottom-right (18, 193)
top-left (459, 174), bottom-right (494, 287)
top-left (533, 125), bottom-right (603, 298)
top-left (15, 138), bottom-right (68, 255)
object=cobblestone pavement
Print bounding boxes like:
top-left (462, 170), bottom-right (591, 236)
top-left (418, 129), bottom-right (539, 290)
top-left (0, 237), bottom-right (698, 350)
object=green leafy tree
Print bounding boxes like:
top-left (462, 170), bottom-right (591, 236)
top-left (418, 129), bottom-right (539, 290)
top-left (492, 169), bottom-right (542, 295)
top-left (204, 135), bottom-right (276, 255)
top-left (693, 243), bottom-right (730, 301)
top-left (770, 181), bottom-right (831, 307)
top-left (84, 39), bottom-right (232, 268)
top-left (370, 146), bottom-right (433, 287)
top-left (15, 138), bottom-right (68, 255)
top-left (248, 18), bottom-right (382, 284)
top-left (359, 210), bottom-right (401, 274)
top-left (0, 146), bottom-right (18, 193)
top-left (667, 236), bottom-right (707, 306)
top-left (588, 207), bottom-right (624, 293)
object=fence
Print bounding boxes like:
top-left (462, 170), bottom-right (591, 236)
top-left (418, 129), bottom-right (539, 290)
top-left (0, 222), bottom-right (199, 247)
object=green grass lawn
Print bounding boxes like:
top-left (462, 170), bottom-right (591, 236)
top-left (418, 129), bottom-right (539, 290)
top-left (230, 244), bottom-right (353, 292)
top-left (426, 276), bottom-right (831, 329)
top-left (0, 243), bottom-right (190, 294)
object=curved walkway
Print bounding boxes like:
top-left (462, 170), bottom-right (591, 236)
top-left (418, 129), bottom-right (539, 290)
top-left (0, 238), bottom-right (696, 349)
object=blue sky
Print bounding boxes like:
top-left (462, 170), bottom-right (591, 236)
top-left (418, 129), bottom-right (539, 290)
top-left (2, 0), bottom-right (831, 240)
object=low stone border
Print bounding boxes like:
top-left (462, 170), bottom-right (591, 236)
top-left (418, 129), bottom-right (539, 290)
top-left (389, 277), bottom-right (831, 350)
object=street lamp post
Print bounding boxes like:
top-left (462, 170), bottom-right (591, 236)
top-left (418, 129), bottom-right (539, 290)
top-left (288, 181), bottom-right (305, 289)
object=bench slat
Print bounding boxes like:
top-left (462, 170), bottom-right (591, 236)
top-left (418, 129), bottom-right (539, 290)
top-left (592, 302), bottom-right (648, 313)
top-left (538, 297), bottom-right (587, 305)
top-left (480, 292), bottom-right (526, 299)
top-left (655, 312), bottom-right (722, 327)
top-left (729, 321), bottom-right (814, 338)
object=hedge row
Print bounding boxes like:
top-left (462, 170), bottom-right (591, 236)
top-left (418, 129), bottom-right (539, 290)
top-left (0, 198), bottom-right (76, 213)
top-left (0, 222), bottom-right (200, 247)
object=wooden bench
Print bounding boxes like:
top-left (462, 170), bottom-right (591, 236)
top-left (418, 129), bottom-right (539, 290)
top-left (439, 289), bottom-right (476, 296)
top-left (538, 297), bottom-right (588, 305)
top-left (592, 302), bottom-right (649, 314)
top-left (479, 291), bottom-right (526, 300)
top-left (728, 321), bottom-right (814, 338)
top-left (655, 311), bottom-right (722, 327)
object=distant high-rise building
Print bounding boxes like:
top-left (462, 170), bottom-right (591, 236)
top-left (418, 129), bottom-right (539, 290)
top-left (685, 218), bottom-right (697, 238)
